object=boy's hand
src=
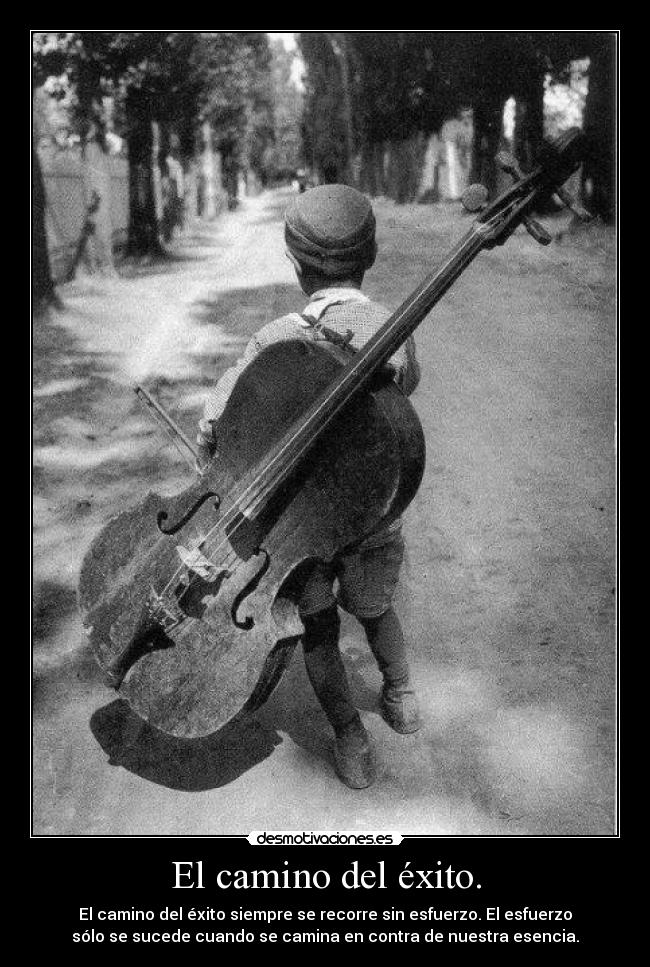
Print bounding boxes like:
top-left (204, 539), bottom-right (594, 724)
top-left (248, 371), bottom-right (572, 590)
top-left (195, 445), bottom-right (213, 476)
top-left (196, 419), bottom-right (217, 475)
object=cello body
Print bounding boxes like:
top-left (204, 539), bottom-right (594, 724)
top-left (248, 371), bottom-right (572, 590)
top-left (79, 338), bottom-right (425, 738)
top-left (78, 129), bottom-right (585, 740)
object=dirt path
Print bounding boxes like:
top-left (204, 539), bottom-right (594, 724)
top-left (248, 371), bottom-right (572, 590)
top-left (33, 189), bottom-right (616, 835)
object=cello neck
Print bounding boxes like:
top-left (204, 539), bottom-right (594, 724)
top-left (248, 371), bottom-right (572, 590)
top-left (327, 222), bottom-right (488, 399)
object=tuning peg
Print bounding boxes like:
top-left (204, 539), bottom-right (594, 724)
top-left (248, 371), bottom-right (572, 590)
top-left (553, 186), bottom-right (593, 222)
top-left (499, 146), bottom-right (591, 221)
top-left (496, 151), bottom-right (524, 181)
top-left (461, 184), bottom-right (488, 212)
top-left (523, 215), bottom-right (552, 245)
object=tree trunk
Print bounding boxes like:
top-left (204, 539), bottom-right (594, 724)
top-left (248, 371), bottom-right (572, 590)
top-left (470, 96), bottom-right (506, 199)
top-left (201, 120), bottom-right (218, 219)
top-left (512, 71), bottom-right (545, 173)
top-left (446, 139), bottom-right (460, 199)
top-left (583, 35), bottom-right (616, 223)
top-left (126, 90), bottom-right (164, 258)
top-left (417, 135), bottom-right (440, 203)
top-left (359, 141), bottom-right (377, 195)
top-left (32, 144), bottom-right (56, 307)
top-left (152, 120), bottom-right (165, 230)
top-left (222, 147), bottom-right (239, 209)
top-left (338, 37), bottom-right (355, 186)
top-left (327, 33), bottom-right (356, 186)
top-left (375, 142), bottom-right (387, 196)
top-left (182, 155), bottom-right (198, 228)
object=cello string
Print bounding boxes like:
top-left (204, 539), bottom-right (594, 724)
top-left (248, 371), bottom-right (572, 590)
top-left (224, 225), bottom-right (492, 519)
top-left (159, 222), bottom-right (495, 603)
top-left (148, 162), bottom-right (580, 622)
top-left (209, 222), bottom-right (490, 526)
top-left (161, 204), bottom-right (525, 605)
top-left (166, 215), bottom-right (510, 606)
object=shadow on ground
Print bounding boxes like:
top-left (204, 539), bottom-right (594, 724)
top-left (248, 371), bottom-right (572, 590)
top-left (191, 283), bottom-right (302, 339)
top-left (90, 700), bottom-right (284, 791)
top-left (86, 628), bottom-right (498, 827)
top-left (116, 240), bottom-right (215, 280)
top-left (33, 580), bottom-right (79, 643)
top-left (88, 646), bottom-right (335, 793)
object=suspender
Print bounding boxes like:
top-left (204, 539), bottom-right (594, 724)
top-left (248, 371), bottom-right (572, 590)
top-left (299, 313), bottom-right (356, 352)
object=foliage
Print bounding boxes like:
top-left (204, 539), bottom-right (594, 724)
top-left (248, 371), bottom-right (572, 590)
top-left (185, 32), bottom-right (274, 178)
top-left (298, 30), bottom-right (615, 211)
top-left (32, 31), bottom-right (278, 256)
top-left (264, 39), bottom-right (303, 180)
top-left (299, 33), bottom-right (348, 181)
top-left (32, 31), bottom-right (275, 174)
top-left (544, 60), bottom-right (589, 140)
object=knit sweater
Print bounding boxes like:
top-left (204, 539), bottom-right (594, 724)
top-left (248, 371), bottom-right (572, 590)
top-left (200, 287), bottom-right (420, 432)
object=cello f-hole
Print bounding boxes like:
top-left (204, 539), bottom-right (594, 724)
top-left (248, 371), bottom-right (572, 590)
top-left (157, 492), bottom-right (221, 535)
top-left (231, 549), bottom-right (270, 629)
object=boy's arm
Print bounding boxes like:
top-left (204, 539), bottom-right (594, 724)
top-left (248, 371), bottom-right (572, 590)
top-left (195, 333), bottom-right (264, 472)
top-left (392, 335), bottom-right (421, 397)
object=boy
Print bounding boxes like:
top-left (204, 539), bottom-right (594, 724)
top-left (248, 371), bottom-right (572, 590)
top-left (196, 184), bottom-right (421, 790)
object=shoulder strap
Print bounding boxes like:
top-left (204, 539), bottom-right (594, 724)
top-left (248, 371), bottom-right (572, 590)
top-left (299, 312), bottom-right (355, 352)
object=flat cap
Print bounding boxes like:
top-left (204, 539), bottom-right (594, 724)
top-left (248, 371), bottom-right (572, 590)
top-left (285, 184), bottom-right (377, 277)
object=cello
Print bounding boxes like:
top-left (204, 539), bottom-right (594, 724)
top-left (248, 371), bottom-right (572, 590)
top-left (78, 130), bottom-right (588, 739)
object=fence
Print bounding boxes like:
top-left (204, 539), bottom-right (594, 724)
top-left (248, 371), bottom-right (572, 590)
top-left (39, 145), bottom-right (129, 282)
top-left (39, 142), bottom-right (234, 280)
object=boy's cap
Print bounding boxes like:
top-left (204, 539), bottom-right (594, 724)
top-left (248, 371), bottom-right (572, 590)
top-left (285, 184), bottom-right (377, 277)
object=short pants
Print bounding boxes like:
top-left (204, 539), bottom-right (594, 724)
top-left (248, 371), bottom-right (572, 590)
top-left (298, 526), bottom-right (405, 620)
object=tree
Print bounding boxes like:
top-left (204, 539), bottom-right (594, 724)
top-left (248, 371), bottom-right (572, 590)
top-left (321, 32), bottom-right (500, 197)
top-left (33, 32), bottom-right (277, 258)
top-left (581, 34), bottom-right (616, 222)
top-left (32, 32), bottom-right (120, 272)
top-left (326, 33), bottom-right (356, 185)
top-left (108, 31), bottom-right (190, 256)
top-left (265, 39), bottom-right (303, 182)
top-left (190, 32), bottom-right (274, 201)
top-left (299, 32), bottom-right (349, 182)
top-left (515, 31), bottom-right (616, 219)
top-left (124, 84), bottom-right (165, 256)
top-left (32, 85), bottom-right (58, 307)
top-left (32, 141), bottom-right (56, 308)
top-left (444, 34), bottom-right (517, 196)
top-left (299, 31), bottom-right (616, 212)
top-left (508, 38), bottom-right (546, 174)
top-left (240, 34), bottom-right (275, 190)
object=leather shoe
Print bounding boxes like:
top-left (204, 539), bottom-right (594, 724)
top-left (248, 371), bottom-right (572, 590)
top-left (333, 721), bottom-right (376, 789)
top-left (380, 685), bottom-right (422, 734)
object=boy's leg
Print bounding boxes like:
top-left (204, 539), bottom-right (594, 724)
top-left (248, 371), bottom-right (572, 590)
top-left (300, 568), bottom-right (375, 789)
top-left (338, 533), bottom-right (421, 735)
top-left (301, 605), bottom-right (356, 733)
top-left (360, 607), bottom-right (421, 734)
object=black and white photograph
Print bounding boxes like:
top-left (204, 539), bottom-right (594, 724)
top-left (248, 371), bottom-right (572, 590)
top-left (32, 29), bottom-right (617, 841)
